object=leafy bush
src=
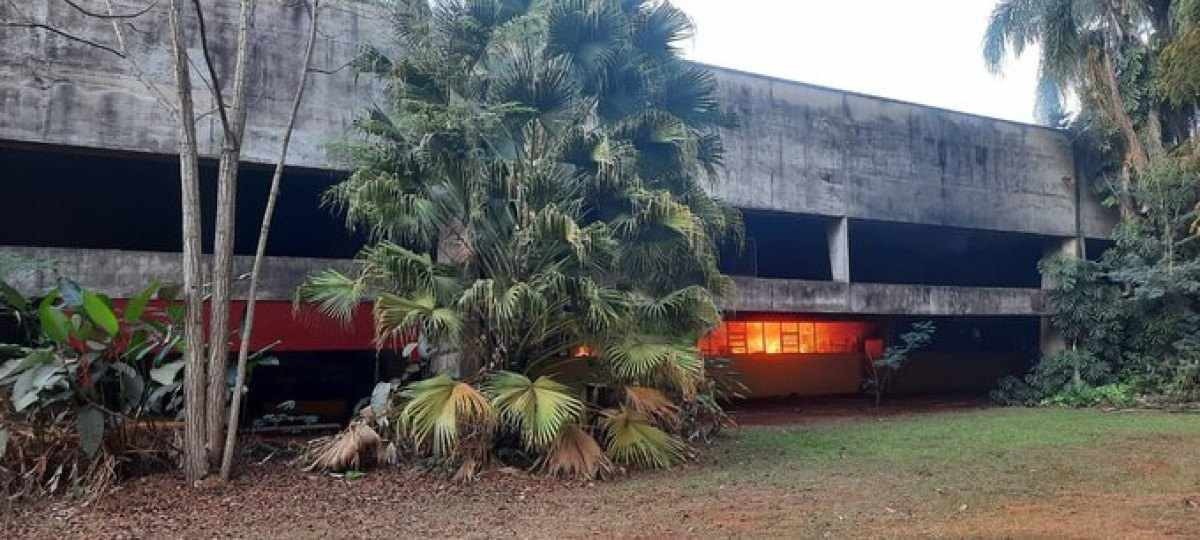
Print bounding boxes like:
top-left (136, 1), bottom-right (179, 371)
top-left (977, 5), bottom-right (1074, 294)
top-left (1042, 383), bottom-right (1137, 408)
top-left (998, 159), bottom-right (1200, 406)
top-left (863, 321), bottom-right (936, 405)
top-left (1, 277), bottom-right (185, 499)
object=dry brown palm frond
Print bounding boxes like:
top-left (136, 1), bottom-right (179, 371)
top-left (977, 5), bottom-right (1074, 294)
top-left (623, 386), bottom-right (680, 427)
top-left (449, 422), bottom-right (492, 483)
top-left (303, 420), bottom-right (381, 472)
top-left (538, 424), bottom-right (612, 480)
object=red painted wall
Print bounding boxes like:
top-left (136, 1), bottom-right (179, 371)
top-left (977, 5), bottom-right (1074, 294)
top-left (113, 299), bottom-right (378, 352)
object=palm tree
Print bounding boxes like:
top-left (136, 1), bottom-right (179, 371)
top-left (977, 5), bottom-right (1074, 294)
top-left (300, 0), bottom-right (740, 477)
top-left (982, 0), bottom-right (1156, 218)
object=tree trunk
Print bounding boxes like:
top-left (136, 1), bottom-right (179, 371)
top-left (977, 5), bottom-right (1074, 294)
top-left (167, 0), bottom-right (208, 483)
top-left (220, 0), bottom-right (321, 482)
top-left (204, 0), bottom-right (256, 465)
top-left (1090, 49), bottom-right (1150, 220)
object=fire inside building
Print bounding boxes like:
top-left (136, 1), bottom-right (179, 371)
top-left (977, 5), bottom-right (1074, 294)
top-left (0, 3), bottom-right (1115, 422)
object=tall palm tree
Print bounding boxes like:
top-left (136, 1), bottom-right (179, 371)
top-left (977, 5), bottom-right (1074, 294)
top-left (983, 0), bottom-right (1156, 217)
top-left (300, 0), bottom-right (740, 477)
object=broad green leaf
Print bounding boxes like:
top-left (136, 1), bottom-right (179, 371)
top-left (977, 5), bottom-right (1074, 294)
top-left (77, 406), bottom-right (105, 456)
top-left (31, 361), bottom-right (63, 390)
top-left (13, 366), bottom-right (41, 410)
top-left (111, 362), bottom-right (145, 411)
top-left (0, 280), bottom-right (30, 312)
top-left (150, 360), bottom-right (186, 386)
top-left (83, 290), bottom-right (119, 336)
top-left (0, 349), bottom-right (52, 382)
top-left (38, 293), bottom-right (69, 344)
top-left (124, 281), bottom-right (159, 323)
top-left (13, 391), bottom-right (37, 413)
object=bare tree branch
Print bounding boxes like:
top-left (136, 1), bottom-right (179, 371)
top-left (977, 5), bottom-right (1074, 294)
top-left (0, 21), bottom-right (126, 57)
top-left (61, 0), bottom-right (157, 19)
top-left (190, 0), bottom-right (236, 146)
top-left (102, 0), bottom-right (177, 115)
top-left (309, 57), bottom-right (354, 75)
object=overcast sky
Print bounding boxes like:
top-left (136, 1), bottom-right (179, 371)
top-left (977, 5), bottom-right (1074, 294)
top-left (671, 0), bottom-right (1042, 125)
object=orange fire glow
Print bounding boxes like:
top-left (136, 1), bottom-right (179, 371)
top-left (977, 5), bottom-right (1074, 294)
top-left (699, 320), bottom-right (874, 356)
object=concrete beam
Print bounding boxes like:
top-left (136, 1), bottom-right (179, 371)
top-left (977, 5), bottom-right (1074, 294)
top-left (1, 246), bottom-right (352, 301)
top-left (726, 276), bottom-right (1046, 316)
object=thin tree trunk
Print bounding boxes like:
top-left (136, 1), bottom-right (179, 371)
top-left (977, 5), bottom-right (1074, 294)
top-left (220, 0), bottom-right (321, 482)
top-left (1092, 50), bottom-right (1150, 219)
top-left (167, 0), bottom-right (208, 483)
top-left (203, 0), bottom-right (256, 464)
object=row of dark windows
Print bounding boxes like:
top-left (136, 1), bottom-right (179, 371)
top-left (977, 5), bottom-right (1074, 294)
top-left (3, 144), bottom-right (1108, 287)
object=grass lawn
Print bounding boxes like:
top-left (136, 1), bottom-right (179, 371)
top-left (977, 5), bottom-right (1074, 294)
top-left (6, 407), bottom-right (1200, 538)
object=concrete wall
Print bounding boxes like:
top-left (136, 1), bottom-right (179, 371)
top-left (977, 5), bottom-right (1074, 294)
top-left (0, 0), bottom-right (387, 169)
top-left (728, 276), bottom-right (1046, 316)
top-left (709, 65), bottom-right (1115, 239)
top-left (0, 2), bottom-right (1116, 241)
top-left (1, 246), bottom-right (351, 300)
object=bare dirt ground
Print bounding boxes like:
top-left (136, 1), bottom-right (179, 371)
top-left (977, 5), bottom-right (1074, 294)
top-left (4, 403), bottom-right (1199, 539)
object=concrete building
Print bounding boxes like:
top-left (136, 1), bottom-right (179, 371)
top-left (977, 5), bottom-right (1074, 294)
top-left (0, 2), bottom-right (1114, 412)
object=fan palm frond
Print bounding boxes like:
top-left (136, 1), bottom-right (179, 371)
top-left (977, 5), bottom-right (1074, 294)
top-left (539, 424), bottom-right (612, 479)
top-left (657, 64), bottom-right (722, 127)
top-left (399, 375), bottom-right (495, 458)
top-left (304, 419), bottom-right (382, 472)
top-left (601, 406), bottom-right (685, 469)
top-left (374, 292), bottom-right (463, 346)
top-left (485, 371), bottom-right (584, 450)
top-left (631, 0), bottom-right (693, 58)
top-left (623, 385), bottom-right (680, 426)
top-left (546, 0), bottom-right (626, 82)
top-left (295, 269), bottom-right (366, 325)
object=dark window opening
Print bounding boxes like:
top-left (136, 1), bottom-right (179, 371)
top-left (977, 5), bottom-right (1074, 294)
top-left (885, 316), bottom-right (1039, 395)
top-left (1085, 238), bottom-right (1114, 261)
top-left (1, 144), bottom-right (366, 258)
top-left (246, 350), bottom-right (383, 425)
top-left (849, 220), bottom-right (1046, 287)
top-left (719, 210), bottom-right (833, 280)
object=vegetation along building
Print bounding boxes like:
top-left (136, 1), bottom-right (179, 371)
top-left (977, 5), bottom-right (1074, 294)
top-left (0, 2), bottom-right (1115, 419)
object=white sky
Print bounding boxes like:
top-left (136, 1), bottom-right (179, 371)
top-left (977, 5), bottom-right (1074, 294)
top-left (672, 0), bottom-right (1042, 125)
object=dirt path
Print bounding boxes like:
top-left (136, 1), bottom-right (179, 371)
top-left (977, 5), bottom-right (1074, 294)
top-left (5, 407), bottom-right (1199, 538)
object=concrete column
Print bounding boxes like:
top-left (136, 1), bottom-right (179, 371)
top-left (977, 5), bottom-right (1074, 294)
top-left (1039, 237), bottom-right (1081, 357)
top-left (827, 217), bottom-right (850, 283)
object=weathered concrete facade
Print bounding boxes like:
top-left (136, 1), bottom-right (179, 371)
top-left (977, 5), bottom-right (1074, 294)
top-left (0, 1), bottom-right (1114, 344)
top-left (0, 0), bottom-right (386, 169)
top-left (711, 66), bottom-right (1115, 239)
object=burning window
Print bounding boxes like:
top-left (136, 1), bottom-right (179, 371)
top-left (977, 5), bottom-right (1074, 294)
top-left (699, 320), bottom-right (874, 356)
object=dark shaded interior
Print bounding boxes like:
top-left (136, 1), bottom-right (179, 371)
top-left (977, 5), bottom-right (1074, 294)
top-left (0, 143), bottom-right (366, 258)
top-left (245, 350), bottom-right (382, 425)
top-left (849, 220), bottom-right (1047, 287)
top-left (719, 210), bottom-right (833, 280)
top-left (886, 316), bottom-right (1039, 394)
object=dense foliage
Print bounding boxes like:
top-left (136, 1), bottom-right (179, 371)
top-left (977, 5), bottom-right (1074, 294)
top-left (0, 269), bottom-right (186, 499)
top-left (985, 0), bottom-right (1200, 406)
top-left (300, 0), bottom-right (741, 478)
top-left (994, 161), bottom-right (1200, 405)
